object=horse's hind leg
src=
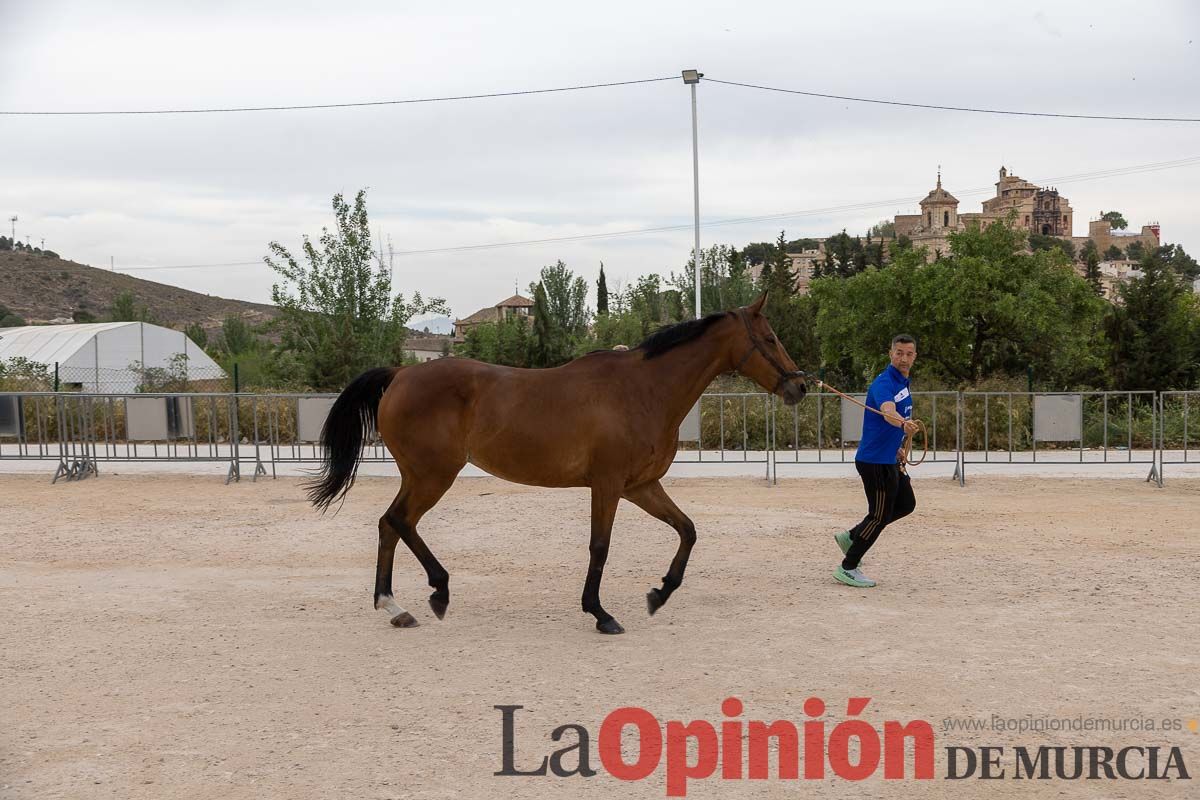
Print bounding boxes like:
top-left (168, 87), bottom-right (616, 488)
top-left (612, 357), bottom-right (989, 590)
top-left (623, 480), bottom-right (697, 617)
top-left (375, 468), bottom-right (457, 627)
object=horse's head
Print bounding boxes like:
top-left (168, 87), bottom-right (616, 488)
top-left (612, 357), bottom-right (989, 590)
top-left (729, 293), bottom-right (808, 405)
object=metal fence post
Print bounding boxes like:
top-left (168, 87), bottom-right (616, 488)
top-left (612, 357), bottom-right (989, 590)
top-left (1147, 392), bottom-right (1162, 487)
top-left (226, 391), bottom-right (240, 484)
top-left (954, 391), bottom-right (965, 486)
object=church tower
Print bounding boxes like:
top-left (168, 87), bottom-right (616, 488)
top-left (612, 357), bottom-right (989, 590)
top-left (919, 169), bottom-right (959, 230)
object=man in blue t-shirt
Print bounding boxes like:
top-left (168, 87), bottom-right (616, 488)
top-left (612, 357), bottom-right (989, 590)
top-left (833, 334), bottom-right (919, 588)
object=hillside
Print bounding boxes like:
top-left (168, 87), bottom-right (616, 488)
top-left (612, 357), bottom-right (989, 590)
top-left (0, 251), bottom-right (277, 333)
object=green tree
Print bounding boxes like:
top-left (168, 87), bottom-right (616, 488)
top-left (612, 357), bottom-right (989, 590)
top-left (530, 261), bottom-right (588, 333)
top-left (1164, 243), bottom-right (1199, 281)
top-left (0, 303), bottom-right (24, 327)
top-left (822, 230), bottom-right (862, 278)
top-left (786, 237), bottom-right (820, 253)
top-left (454, 315), bottom-right (531, 367)
top-left (107, 290), bottom-right (138, 322)
top-left (1084, 247), bottom-right (1103, 295)
top-left (529, 283), bottom-right (560, 366)
top-left (131, 353), bottom-right (191, 392)
top-left (628, 273), bottom-right (665, 329)
top-left (1100, 210), bottom-right (1128, 230)
top-left (773, 230), bottom-right (796, 278)
top-left (0, 357), bottom-right (52, 390)
top-left (530, 260), bottom-right (588, 339)
top-left (852, 236), bottom-right (867, 274)
top-left (762, 231), bottom-right (799, 328)
top-left (766, 293), bottom-right (821, 375)
top-left (596, 263), bottom-right (609, 315)
top-left (1029, 232), bottom-right (1076, 261)
top-left (811, 220), bottom-right (1107, 387)
top-left (1105, 247), bottom-right (1200, 390)
top-left (722, 249), bottom-right (757, 309)
top-left (671, 245), bottom-right (750, 316)
top-left (741, 241), bottom-right (775, 266)
top-left (266, 190), bottom-right (447, 390)
top-left (1104, 244), bottom-right (1124, 260)
top-left (1079, 238), bottom-right (1099, 265)
top-left (756, 259), bottom-right (773, 292)
top-left (184, 322), bottom-right (208, 349)
top-left (864, 232), bottom-right (885, 268)
top-left (218, 314), bottom-right (259, 355)
top-left (868, 220), bottom-right (896, 239)
top-left (1125, 240), bottom-right (1145, 261)
top-left (526, 261), bottom-right (587, 367)
top-left (106, 291), bottom-right (158, 324)
top-left (590, 309), bottom-right (646, 350)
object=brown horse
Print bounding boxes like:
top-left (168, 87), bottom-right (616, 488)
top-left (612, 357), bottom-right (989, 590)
top-left (307, 293), bottom-right (806, 634)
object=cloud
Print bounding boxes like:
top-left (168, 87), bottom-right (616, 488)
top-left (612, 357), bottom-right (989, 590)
top-left (3, 0), bottom-right (1198, 316)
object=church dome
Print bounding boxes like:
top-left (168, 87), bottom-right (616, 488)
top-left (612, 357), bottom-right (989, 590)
top-left (920, 171), bottom-right (957, 206)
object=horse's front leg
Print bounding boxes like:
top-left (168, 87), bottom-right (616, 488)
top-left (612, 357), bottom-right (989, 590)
top-left (582, 485), bottom-right (623, 634)
top-left (623, 480), bottom-right (696, 616)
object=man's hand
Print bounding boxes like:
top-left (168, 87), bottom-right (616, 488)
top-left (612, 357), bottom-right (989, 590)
top-left (902, 419), bottom-right (919, 435)
top-left (897, 446), bottom-right (908, 466)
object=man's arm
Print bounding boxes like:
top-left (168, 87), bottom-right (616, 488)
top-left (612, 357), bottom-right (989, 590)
top-left (880, 401), bottom-right (919, 434)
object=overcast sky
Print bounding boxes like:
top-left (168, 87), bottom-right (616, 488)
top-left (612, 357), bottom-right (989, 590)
top-left (2, 1), bottom-right (1198, 322)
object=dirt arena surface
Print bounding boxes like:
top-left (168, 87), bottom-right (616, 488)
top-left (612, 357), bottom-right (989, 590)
top-left (2, 473), bottom-right (1198, 799)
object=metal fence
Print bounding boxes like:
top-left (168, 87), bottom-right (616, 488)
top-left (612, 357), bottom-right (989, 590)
top-left (956, 391), bottom-right (1159, 486)
top-left (0, 392), bottom-right (250, 482)
top-left (1, 363), bottom-right (231, 394)
top-left (770, 390), bottom-right (961, 483)
top-left (1158, 391), bottom-right (1198, 485)
top-left (675, 392), bottom-right (772, 480)
top-left (0, 389), bottom-right (1186, 487)
top-left (236, 394), bottom-right (395, 478)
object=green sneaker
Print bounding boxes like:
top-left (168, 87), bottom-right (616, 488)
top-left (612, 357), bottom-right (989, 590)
top-left (834, 565), bottom-right (877, 588)
top-left (834, 531), bottom-right (862, 566)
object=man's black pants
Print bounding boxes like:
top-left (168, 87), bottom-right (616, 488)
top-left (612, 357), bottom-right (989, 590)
top-left (843, 460), bottom-right (916, 570)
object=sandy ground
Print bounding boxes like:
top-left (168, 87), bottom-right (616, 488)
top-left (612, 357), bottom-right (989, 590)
top-left (1, 473), bottom-right (1198, 799)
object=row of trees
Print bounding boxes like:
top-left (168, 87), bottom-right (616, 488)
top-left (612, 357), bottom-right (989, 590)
top-left (457, 219), bottom-right (1200, 393)
top-left (0, 236), bottom-right (58, 258)
top-left (27, 192), bottom-right (1194, 394)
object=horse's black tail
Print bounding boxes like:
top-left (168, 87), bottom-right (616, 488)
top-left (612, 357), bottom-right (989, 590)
top-left (305, 367), bottom-right (400, 513)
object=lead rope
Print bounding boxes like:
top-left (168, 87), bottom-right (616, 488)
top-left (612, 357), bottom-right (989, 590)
top-left (811, 379), bottom-right (928, 469)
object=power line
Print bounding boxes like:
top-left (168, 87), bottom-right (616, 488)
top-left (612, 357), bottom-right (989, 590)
top-left (112, 154), bottom-right (1200, 271)
top-left (0, 77), bottom-right (678, 116)
top-left (7, 73), bottom-right (1197, 122)
top-left (705, 78), bottom-right (1200, 123)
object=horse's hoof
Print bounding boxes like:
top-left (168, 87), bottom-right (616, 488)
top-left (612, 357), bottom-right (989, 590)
top-left (646, 589), bottom-right (665, 616)
top-left (596, 618), bottom-right (625, 635)
top-left (429, 593), bottom-right (448, 620)
top-left (390, 611), bottom-right (419, 628)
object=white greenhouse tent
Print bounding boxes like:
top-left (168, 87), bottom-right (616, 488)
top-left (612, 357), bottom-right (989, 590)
top-left (0, 321), bottom-right (224, 392)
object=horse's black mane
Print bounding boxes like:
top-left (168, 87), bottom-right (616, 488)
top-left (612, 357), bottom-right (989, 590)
top-left (636, 312), bottom-right (730, 360)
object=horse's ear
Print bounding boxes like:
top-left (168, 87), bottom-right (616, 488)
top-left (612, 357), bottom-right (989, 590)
top-left (748, 292), bottom-right (768, 315)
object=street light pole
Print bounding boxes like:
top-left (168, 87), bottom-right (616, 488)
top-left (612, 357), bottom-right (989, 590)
top-left (682, 69), bottom-right (703, 319)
